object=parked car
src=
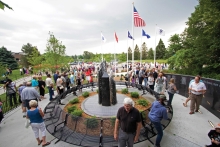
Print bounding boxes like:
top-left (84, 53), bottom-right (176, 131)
top-left (69, 62), bottom-right (78, 65)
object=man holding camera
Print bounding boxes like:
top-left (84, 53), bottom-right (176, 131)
top-left (4, 79), bottom-right (17, 107)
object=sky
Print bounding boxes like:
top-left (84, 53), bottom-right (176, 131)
top-left (0, 0), bottom-right (199, 56)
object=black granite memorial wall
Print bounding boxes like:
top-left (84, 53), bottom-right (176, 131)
top-left (166, 74), bottom-right (220, 118)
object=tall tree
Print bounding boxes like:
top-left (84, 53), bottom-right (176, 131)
top-left (20, 43), bottom-right (36, 67)
top-left (44, 32), bottom-right (66, 71)
top-left (0, 46), bottom-right (18, 69)
top-left (83, 51), bottom-right (94, 60)
top-left (167, 0), bottom-right (220, 78)
top-left (148, 48), bottom-right (154, 59)
top-left (165, 34), bottom-right (183, 59)
top-left (27, 47), bottom-right (44, 69)
top-left (141, 42), bottom-right (148, 60)
top-left (128, 47), bottom-right (132, 60)
top-left (134, 44), bottom-right (140, 60)
top-left (155, 39), bottom-right (166, 59)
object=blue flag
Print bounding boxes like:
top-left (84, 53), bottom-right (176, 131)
top-left (142, 29), bottom-right (150, 39)
top-left (128, 31), bottom-right (134, 40)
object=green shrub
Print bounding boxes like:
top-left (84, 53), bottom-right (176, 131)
top-left (67, 106), bottom-right (77, 113)
top-left (70, 98), bottom-right (79, 104)
top-left (71, 109), bottom-right (83, 117)
top-left (137, 99), bottom-right (148, 106)
top-left (117, 75), bottom-right (119, 77)
top-left (85, 117), bottom-right (98, 129)
top-left (110, 117), bottom-right (116, 126)
top-left (82, 91), bottom-right (90, 98)
top-left (120, 77), bottom-right (123, 81)
top-left (140, 110), bottom-right (146, 119)
top-left (121, 88), bottom-right (129, 94)
top-left (96, 89), bottom-right (99, 93)
top-left (130, 92), bottom-right (139, 98)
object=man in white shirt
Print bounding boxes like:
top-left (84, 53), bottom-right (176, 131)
top-left (189, 75), bottom-right (206, 114)
top-left (45, 74), bottom-right (54, 101)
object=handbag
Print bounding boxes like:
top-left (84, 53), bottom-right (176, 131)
top-left (25, 119), bottom-right (30, 128)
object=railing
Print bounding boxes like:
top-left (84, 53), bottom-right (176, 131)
top-left (44, 82), bottom-right (173, 146)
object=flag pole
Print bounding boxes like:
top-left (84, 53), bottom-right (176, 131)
top-left (132, 2), bottom-right (134, 71)
top-left (154, 24), bottom-right (157, 67)
top-left (140, 28), bottom-right (143, 67)
top-left (114, 35), bottom-right (116, 78)
top-left (127, 33), bottom-right (128, 73)
top-left (101, 31), bottom-right (103, 62)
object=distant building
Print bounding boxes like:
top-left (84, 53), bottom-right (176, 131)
top-left (11, 52), bottom-right (25, 61)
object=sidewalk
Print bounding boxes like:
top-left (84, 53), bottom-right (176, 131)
top-left (0, 86), bottom-right (219, 147)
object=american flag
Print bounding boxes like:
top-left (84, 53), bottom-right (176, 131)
top-left (133, 6), bottom-right (146, 27)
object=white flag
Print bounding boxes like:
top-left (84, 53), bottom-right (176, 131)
top-left (157, 27), bottom-right (165, 36)
top-left (101, 33), bottom-right (106, 42)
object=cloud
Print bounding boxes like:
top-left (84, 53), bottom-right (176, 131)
top-left (0, 0), bottom-right (198, 55)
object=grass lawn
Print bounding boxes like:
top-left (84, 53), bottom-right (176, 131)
top-left (135, 59), bottom-right (167, 63)
top-left (1, 69), bottom-right (28, 81)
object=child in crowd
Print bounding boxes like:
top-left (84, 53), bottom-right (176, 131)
top-left (131, 75), bottom-right (135, 87)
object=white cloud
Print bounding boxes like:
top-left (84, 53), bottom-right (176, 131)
top-left (0, 0), bottom-right (198, 55)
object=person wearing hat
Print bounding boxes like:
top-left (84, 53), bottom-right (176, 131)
top-left (114, 97), bottom-right (141, 147)
top-left (206, 123), bottom-right (220, 147)
top-left (148, 95), bottom-right (169, 147)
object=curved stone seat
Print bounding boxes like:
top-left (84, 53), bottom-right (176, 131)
top-left (44, 81), bottom-right (173, 146)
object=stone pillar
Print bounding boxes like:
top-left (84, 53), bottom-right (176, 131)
top-left (101, 72), bottom-right (110, 106)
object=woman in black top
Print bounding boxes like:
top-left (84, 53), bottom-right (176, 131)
top-left (77, 74), bottom-right (82, 92)
top-left (38, 76), bottom-right (46, 99)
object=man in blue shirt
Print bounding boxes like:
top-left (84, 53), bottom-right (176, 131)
top-left (148, 95), bottom-right (169, 147)
top-left (53, 71), bottom-right (59, 84)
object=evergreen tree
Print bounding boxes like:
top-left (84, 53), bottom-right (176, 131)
top-left (134, 44), bottom-right (140, 60)
top-left (20, 43), bottom-right (36, 67)
top-left (155, 39), bottom-right (166, 59)
top-left (0, 46), bottom-right (18, 69)
top-left (128, 47), bottom-right (132, 60)
top-left (148, 48), bottom-right (154, 59)
top-left (141, 42), bottom-right (148, 60)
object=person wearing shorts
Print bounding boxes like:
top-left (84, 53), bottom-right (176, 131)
top-left (27, 100), bottom-right (50, 146)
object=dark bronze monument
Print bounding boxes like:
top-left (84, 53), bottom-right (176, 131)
top-left (98, 61), bottom-right (117, 106)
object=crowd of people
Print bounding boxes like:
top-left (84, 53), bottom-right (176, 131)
top-left (0, 62), bottom-right (219, 147)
